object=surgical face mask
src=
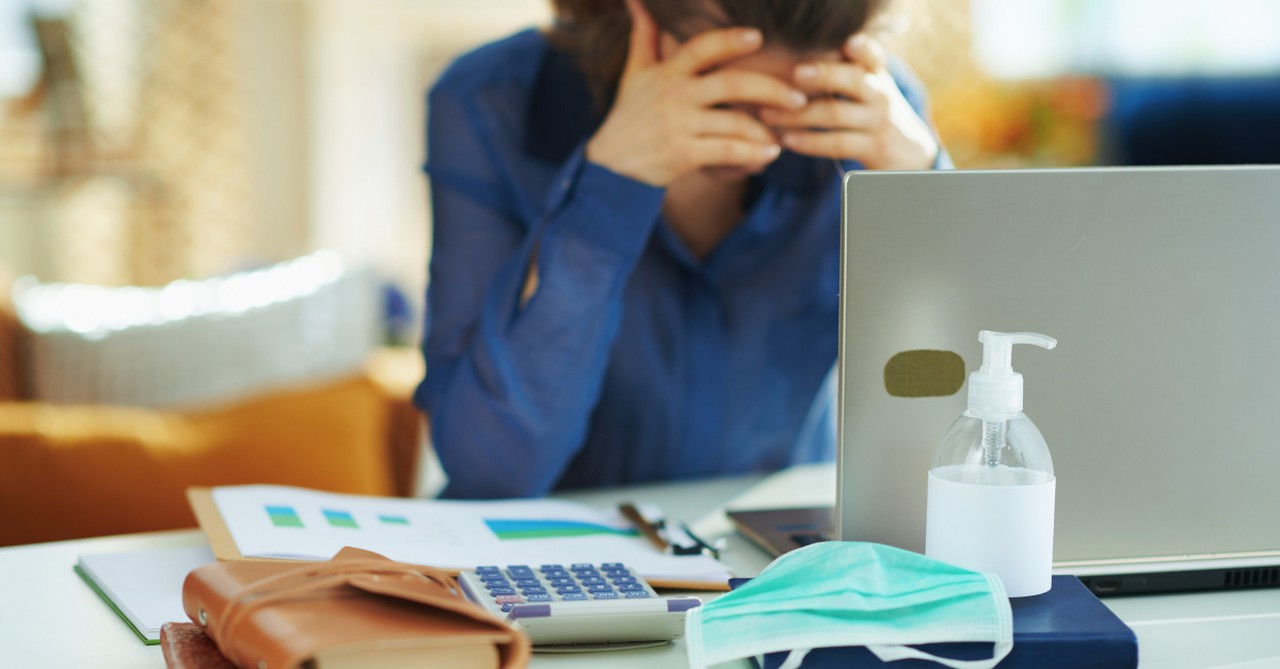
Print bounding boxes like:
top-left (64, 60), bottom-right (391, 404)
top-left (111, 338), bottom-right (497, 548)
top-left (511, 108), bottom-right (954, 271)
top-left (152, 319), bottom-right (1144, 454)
top-left (685, 542), bottom-right (1012, 669)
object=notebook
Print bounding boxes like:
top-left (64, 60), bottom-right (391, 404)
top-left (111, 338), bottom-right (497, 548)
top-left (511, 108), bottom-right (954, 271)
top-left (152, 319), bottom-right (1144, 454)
top-left (75, 544), bottom-right (216, 644)
top-left (735, 166), bottom-right (1280, 596)
top-left (744, 575), bottom-right (1137, 668)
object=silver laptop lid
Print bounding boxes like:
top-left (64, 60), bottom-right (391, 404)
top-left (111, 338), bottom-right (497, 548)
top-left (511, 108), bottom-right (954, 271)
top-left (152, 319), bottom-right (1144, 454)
top-left (836, 166), bottom-right (1280, 575)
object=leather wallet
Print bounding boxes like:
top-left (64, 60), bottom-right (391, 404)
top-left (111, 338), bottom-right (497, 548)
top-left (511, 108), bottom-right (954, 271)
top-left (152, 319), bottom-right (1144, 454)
top-left (160, 622), bottom-right (238, 669)
top-left (176, 547), bottom-right (531, 669)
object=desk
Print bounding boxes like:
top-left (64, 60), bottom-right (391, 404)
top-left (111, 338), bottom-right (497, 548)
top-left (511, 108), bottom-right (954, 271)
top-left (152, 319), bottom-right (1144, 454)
top-left (3, 465), bottom-right (1280, 669)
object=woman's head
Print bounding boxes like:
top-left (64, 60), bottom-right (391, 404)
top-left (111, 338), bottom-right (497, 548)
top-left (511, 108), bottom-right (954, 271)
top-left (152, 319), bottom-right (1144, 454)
top-left (549, 0), bottom-right (890, 105)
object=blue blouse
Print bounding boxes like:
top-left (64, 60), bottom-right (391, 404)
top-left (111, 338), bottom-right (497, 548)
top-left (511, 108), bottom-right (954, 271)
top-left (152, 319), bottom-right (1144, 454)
top-left (417, 28), bottom-right (948, 499)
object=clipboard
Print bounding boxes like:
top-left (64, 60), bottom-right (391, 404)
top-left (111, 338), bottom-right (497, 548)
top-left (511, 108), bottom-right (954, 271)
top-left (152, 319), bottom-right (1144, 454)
top-left (188, 487), bottom-right (287, 563)
top-left (186, 486), bottom-right (730, 591)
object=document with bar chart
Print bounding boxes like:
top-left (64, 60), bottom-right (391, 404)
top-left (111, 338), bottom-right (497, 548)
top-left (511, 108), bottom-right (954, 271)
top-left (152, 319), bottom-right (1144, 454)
top-left (203, 485), bottom-right (731, 588)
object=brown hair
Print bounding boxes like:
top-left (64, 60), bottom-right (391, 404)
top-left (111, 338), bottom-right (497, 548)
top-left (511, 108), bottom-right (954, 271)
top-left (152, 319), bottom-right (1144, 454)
top-left (548, 0), bottom-right (890, 106)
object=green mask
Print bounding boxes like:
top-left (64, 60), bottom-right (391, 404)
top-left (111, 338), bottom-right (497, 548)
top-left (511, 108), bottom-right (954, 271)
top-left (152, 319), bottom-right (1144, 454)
top-left (685, 542), bottom-right (1013, 669)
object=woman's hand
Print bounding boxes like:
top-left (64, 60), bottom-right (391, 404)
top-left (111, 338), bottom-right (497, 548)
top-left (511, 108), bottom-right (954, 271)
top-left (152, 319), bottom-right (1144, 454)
top-left (760, 35), bottom-right (939, 171)
top-left (585, 0), bottom-right (807, 186)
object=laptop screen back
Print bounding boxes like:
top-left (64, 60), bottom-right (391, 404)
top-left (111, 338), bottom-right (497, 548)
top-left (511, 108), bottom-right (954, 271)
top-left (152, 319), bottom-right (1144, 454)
top-left (836, 166), bottom-right (1280, 578)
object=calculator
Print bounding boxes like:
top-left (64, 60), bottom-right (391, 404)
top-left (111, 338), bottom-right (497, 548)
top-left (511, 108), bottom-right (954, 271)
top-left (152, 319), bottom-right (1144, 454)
top-left (456, 562), bottom-right (702, 651)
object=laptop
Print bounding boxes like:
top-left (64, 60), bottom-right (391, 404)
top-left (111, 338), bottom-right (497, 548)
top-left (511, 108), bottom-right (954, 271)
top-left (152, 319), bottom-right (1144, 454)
top-left (731, 165), bottom-right (1280, 596)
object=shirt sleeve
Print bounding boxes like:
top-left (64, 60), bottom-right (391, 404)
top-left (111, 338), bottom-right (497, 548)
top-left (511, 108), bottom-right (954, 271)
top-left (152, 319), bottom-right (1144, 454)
top-left (417, 80), bottom-right (665, 499)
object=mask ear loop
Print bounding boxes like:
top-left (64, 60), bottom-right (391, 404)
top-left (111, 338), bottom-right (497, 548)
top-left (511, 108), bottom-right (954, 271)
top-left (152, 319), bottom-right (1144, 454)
top-left (776, 648), bottom-right (814, 669)
top-left (867, 573), bottom-right (1014, 669)
top-left (867, 637), bottom-right (1013, 669)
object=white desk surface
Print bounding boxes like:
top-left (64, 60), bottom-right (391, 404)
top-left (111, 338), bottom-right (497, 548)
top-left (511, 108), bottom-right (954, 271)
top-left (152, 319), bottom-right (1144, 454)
top-left (3, 464), bottom-right (1279, 669)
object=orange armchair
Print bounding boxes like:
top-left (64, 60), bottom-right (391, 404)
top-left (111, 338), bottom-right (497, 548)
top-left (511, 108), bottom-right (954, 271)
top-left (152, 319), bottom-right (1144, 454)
top-left (0, 286), bottom-right (426, 547)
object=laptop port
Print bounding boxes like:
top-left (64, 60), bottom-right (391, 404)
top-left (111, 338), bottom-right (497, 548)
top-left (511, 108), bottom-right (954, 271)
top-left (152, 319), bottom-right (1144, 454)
top-left (1092, 579), bottom-right (1122, 594)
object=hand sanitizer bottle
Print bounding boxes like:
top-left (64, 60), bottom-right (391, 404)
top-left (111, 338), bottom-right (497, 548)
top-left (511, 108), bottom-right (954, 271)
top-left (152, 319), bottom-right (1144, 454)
top-left (925, 330), bottom-right (1057, 597)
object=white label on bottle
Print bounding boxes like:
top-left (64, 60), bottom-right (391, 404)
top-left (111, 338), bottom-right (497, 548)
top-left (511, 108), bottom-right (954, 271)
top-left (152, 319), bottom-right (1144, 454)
top-left (926, 465), bottom-right (1055, 598)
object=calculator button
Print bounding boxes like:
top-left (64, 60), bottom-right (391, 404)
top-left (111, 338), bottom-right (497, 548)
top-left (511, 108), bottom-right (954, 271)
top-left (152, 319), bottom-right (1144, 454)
top-left (520, 586), bottom-right (548, 595)
top-left (570, 563), bottom-right (595, 570)
top-left (592, 591), bottom-right (620, 600)
top-left (586, 584), bottom-right (615, 593)
top-left (525, 593), bottom-right (553, 602)
top-left (623, 590), bottom-right (652, 599)
top-left (579, 576), bottom-right (605, 586)
top-left (616, 583), bottom-right (645, 592)
top-left (513, 578), bottom-right (540, 587)
top-left (488, 586), bottom-right (517, 596)
top-left (506, 566), bottom-right (535, 578)
top-left (476, 566), bottom-right (502, 574)
top-left (539, 564), bottom-right (565, 571)
top-left (600, 562), bottom-right (624, 569)
top-left (610, 575), bottom-right (637, 584)
top-left (560, 592), bottom-right (588, 601)
top-left (500, 602), bottom-right (517, 612)
top-left (546, 577), bottom-right (575, 587)
top-left (556, 585), bottom-right (583, 594)
top-left (495, 594), bottom-right (523, 604)
top-left (542, 570), bottom-right (570, 580)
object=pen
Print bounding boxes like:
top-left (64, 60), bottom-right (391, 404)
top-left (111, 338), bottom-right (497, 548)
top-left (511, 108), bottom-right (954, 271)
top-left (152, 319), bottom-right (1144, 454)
top-left (672, 520), bottom-right (721, 560)
top-left (618, 502), bottom-right (669, 553)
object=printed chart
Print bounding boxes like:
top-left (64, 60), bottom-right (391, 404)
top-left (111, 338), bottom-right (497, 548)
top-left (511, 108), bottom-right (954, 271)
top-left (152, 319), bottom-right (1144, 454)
top-left (484, 519), bottom-right (639, 540)
top-left (265, 505), bottom-right (410, 530)
top-left (211, 485), bottom-right (731, 586)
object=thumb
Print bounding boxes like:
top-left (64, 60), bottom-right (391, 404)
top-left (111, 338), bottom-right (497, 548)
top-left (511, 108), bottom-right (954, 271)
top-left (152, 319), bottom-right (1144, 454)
top-left (623, 0), bottom-right (659, 75)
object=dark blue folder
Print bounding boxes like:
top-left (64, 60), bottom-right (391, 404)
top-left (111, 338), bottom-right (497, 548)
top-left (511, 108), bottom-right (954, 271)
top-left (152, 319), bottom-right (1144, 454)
top-left (737, 575), bottom-right (1138, 669)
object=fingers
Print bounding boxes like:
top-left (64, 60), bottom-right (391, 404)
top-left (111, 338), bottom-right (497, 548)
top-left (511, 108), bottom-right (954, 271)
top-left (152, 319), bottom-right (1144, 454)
top-left (759, 99), bottom-right (878, 133)
top-left (684, 136), bottom-right (783, 169)
top-left (694, 109), bottom-right (780, 146)
top-left (690, 70), bottom-right (807, 111)
top-left (792, 61), bottom-right (876, 102)
top-left (778, 129), bottom-right (876, 160)
top-left (844, 34), bottom-right (887, 73)
top-left (789, 34), bottom-right (888, 101)
top-left (623, 0), bottom-right (659, 75)
top-left (668, 27), bottom-right (766, 75)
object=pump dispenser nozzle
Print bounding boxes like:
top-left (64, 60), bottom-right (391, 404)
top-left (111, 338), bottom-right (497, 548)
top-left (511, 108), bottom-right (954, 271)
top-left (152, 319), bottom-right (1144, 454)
top-left (968, 330), bottom-right (1057, 420)
top-left (966, 331), bottom-right (1056, 468)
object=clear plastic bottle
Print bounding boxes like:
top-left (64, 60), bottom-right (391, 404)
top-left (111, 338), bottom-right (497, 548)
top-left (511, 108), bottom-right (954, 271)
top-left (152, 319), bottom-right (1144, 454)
top-left (925, 331), bottom-right (1057, 597)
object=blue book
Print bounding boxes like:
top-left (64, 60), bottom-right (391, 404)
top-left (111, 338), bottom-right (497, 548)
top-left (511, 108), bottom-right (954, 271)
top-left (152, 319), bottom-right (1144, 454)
top-left (740, 575), bottom-right (1138, 669)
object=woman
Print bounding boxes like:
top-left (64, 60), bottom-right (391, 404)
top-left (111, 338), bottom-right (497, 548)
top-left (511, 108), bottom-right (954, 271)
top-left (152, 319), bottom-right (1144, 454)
top-left (417, 0), bottom-right (949, 498)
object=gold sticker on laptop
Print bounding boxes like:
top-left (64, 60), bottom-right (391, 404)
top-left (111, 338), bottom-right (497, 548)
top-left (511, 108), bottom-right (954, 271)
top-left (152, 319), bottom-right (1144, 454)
top-left (883, 350), bottom-right (965, 398)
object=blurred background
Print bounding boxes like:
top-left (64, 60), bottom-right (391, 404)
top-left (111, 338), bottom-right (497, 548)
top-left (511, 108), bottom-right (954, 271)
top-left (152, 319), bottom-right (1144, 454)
top-left (4, 0), bottom-right (1280, 308)
top-left (4, 0), bottom-right (1280, 300)
top-left (2, 0), bottom-right (1279, 544)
